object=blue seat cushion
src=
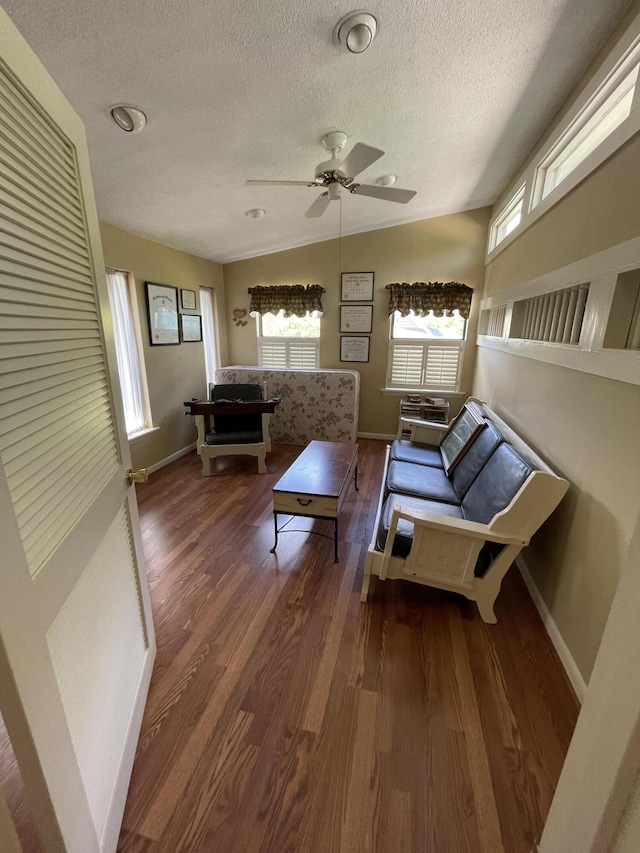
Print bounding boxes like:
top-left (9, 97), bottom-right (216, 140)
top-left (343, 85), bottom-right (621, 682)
top-left (386, 459), bottom-right (460, 504)
top-left (376, 493), bottom-right (463, 556)
top-left (390, 439), bottom-right (443, 468)
top-left (205, 429), bottom-right (263, 445)
top-left (376, 494), bottom-right (506, 577)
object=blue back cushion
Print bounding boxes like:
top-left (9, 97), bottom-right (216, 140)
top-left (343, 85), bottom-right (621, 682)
top-left (462, 443), bottom-right (532, 524)
top-left (451, 421), bottom-right (502, 498)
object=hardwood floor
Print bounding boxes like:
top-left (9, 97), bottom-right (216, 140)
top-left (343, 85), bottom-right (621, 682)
top-left (1, 439), bottom-right (580, 852)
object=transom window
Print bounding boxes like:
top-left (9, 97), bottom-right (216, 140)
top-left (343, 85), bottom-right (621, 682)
top-left (387, 310), bottom-right (466, 390)
top-left (257, 310), bottom-right (320, 368)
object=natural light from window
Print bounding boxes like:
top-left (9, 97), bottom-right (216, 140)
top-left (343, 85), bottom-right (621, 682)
top-left (258, 310), bottom-right (320, 368)
top-left (388, 310), bottom-right (466, 391)
top-left (538, 63), bottom-right (639, 202)
top-left (105, 269), bottom-right (149, 436)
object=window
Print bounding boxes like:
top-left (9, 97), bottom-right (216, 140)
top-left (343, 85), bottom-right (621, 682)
top-left (488, 17), bottom-right (640, 258)
top-left (257, 310), bottom-right (320, 368)
top-left (387, 310), bottom-right (466, 390)
top-left (489, 185), bottom-right (525, 250)
top-left (105, 269), bottom-right (150, 436)
top-left (535, 63), bottom-right (639, 204)
top-left (200, 287), bottom-right (218, 385)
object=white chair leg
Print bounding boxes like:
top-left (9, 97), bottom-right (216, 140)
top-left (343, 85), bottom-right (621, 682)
top-left (201, 452), bottom-right (212, 476)
top-left (257, 448), bottom-right (267, 474)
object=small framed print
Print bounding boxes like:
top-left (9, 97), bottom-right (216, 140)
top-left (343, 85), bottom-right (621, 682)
top-left (145, 282), bottom-right (180, 345)
top-left (181, 313), bottom-right (202, 342)
top-left (340, 304), bottom-right (373, 333)
top-left (341, 271), bottom-right (374, 302)
top-left (181, 289), bottom-right (196, 310)
top-left (340, 335), bottom-right (370, 362)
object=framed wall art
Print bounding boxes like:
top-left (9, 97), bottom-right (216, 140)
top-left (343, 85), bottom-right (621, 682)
top-left (145, 282), bottom-right (180, 345)
top-left (340, 335), bottom-right (370, 362)
top-left (181, 313), bottom-right (203, 342)
top-left (340, 304), bottom-right (373, 333)
top-left (181, 288), bottom-right (196, 310)
top-left (340, 271), bottom-right (374, 302)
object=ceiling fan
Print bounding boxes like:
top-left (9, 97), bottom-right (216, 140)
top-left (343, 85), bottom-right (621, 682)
top-left (246, 131), bottom-right (417, 218)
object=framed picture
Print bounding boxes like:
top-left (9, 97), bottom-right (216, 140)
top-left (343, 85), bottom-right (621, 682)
top-left (341, 271), bottom-right (374, 302)
top-left (440, 404), bottom-right (486, 474)
top-left (181, 314), bottom-right (202, 342)
top-left (340, 304), bottom-right (373, 333)
top-left (340, 335), bottom-right (370, 362)
top-left (181, 289), bottom-right (196, 310)
top-left (145, 282), bottom-right (179, 345)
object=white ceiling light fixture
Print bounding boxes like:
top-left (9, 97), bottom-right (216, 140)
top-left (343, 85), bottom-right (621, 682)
top-left (376, 174), bottom-right (397, 186)
top-left (110, 105), bottom-right (147, 133)
top-left (333, 11), bottom-right (379, 54)
top-left (245, 208), bottom-right (266, 219)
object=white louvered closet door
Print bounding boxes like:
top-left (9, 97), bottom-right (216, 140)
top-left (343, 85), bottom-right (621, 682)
top-left (0, 11), bottom-right (155, 853)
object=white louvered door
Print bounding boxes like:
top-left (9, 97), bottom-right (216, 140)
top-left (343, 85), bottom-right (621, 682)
top-left (0, 11), bottom-right (155, 853)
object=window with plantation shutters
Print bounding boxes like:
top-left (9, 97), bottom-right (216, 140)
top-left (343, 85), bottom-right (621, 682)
top-left (387, 310), bottom-right (465, 391)
top-left (257, 310), bottom-right (320, 369)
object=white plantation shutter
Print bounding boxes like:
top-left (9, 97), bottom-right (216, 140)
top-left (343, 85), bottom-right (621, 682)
top-left (390, 343), bottom-right (425, 386)
top-left (0, 60), bottom-right (120, 577)
top-left (389, 341), bottom-right (462, 390)
top-left (259, 338), bottom-right (318, 368)
top-left (423, 344), bottom-right (462, 389)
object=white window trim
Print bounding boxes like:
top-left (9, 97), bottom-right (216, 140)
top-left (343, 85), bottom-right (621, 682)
top-left (489, 185), bottom-right (525, 252)
top-left (385, 313), bottom-right (467, 392)
top-left (487, 11), bottom-right (640, 261)
top-left (256, 312), bottom-right (320, 369)
top-left (478, 235), bottom-right (640, 386)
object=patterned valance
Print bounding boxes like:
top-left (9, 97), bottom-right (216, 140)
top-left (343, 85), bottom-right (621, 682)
top-left (248, 284), bottom-right (325, 317)
top-left (386, 281), bottom-right (473, 319)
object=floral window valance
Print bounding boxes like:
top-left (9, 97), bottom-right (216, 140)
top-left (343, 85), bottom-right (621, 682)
top-left (386, 281), bottom-right (473, 319)
top-left (248, 284), bottom-right (325, 317)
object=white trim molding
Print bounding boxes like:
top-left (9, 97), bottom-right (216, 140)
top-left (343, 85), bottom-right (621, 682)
top-left (478, 236), bottom-right (640, 386)
top-left (516, 554), bottom-right (587, 703)
top-left (147, 442), bottom-right (197, 474)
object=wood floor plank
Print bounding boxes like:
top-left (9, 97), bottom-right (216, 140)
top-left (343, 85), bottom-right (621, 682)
top-left (0, 439), bottom-right (582, 853)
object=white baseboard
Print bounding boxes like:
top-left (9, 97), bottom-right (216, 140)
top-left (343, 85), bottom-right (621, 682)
top-left (147, 442), bottom-right (197, 474)
top-left (516, 554), bottom-right (587, 703)
top-left (357, 432), bottom-right (396, 441)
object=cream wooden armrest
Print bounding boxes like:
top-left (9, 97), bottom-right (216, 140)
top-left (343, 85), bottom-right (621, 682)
top-left (391, 504), bottom-right (530, 546)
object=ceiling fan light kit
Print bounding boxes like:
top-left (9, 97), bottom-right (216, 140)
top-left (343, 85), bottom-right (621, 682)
top-left (333, 11), bottom-right (379, 54)
top-left (246, 131), bottom-right (416, 218)
top-left (110, 104), bottom-right (147, 133)
top-left (245, 208), bottom-right (266, 219)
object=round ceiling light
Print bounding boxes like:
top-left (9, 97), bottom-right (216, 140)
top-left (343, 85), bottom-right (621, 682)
top-left (110, 105), bottom-right (147, 133)
top-left (245, 208), bottom-right (266, 219)
top-left (376, 174), bottom-right (397, 186)
top-left (333, 11), bottom-right (379, 54)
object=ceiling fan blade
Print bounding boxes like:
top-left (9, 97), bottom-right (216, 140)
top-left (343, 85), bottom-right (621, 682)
top-left (245, 179), bottom-right (318, 186)
top-left (351, 184), bottom-right (417, 203)
top-left (337, 143), bottom-right (384, 178)
top-left (304, 193), bottom-right (331, 218)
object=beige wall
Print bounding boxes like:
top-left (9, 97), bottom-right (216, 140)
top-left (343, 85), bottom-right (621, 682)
top-left (222, 209), bottom-right (491, 436)
top-left (100, 223), bottom-right (227, 469)
top-left (477, 138), bottom-right (640, 679)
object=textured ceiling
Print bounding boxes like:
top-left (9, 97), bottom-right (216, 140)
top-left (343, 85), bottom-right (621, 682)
top-left (4, 0), bottom-right (632, 263)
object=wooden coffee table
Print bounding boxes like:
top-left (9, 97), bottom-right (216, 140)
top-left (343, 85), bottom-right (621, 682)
top-left (271, 440), bottom-right (359, 562)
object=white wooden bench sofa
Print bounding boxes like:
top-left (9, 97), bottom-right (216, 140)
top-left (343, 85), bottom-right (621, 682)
top-left (361, 398), bottom-right (569, 623)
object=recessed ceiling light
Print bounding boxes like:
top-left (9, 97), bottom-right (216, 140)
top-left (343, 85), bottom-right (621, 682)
top-left (245, 208), bottom-right (266, 219)
top-left (333, 11), bottom-right (379, 54)
top-left (376, 174), bottom-right (397, 186)
top-left (110, 105), bottom-right (147, 133)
